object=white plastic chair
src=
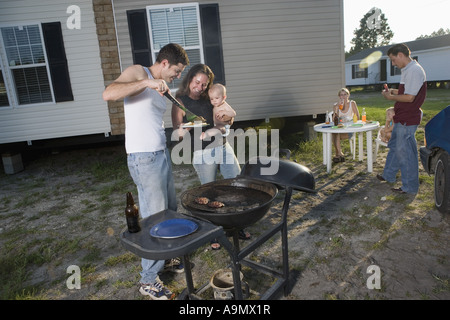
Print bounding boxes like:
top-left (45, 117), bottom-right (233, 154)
top-left (374, 126), bottom-right (387, 161)
top-left (328, 111), bottom-right (357, 159)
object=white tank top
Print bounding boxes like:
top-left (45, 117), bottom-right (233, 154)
top-left (124, 67), bottom-right (167, 153)
top-left (338, 100), bottom-right (355, 122)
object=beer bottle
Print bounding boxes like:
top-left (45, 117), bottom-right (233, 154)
top-left (333, 111), bottom-right (339, 126)
top-left (125, 192), bottom-right (141, 233)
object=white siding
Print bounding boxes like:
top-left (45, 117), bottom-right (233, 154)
top-left (414, 47), bottom-right (450, 82)
top-left (0, 0), bottom-right (111, 144)
top-left (112, 0), bottom-right (345, 127)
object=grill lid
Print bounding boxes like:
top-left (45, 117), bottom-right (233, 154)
top-left (240, 156), bottom-right (316, 193)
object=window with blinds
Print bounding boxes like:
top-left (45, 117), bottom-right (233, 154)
top-left (352, 64), bottom-right (368, 79)
top-left (147, 3), bottom-right (204, 90)
top-left (1, 24), bottom-right (53, 105)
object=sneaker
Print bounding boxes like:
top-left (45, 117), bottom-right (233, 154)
top-left (391, 187), bottom-right (407, 194)
top-left (139, 281), bottom-right (175, 300)
top-left (163, 258), bottom-right (184, 274)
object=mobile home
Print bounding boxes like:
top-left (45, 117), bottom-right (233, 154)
top-left (345, 34), bottom-right (450, 88)
top-left (110, 0), bottom-right (346, 127)
top-left (0, 0), bottom-right (111, 146)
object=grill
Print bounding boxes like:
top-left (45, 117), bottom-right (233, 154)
top-left (180, 177), bottom-right (278, 230)
top-left (180, 154), bottom-right (316, 299)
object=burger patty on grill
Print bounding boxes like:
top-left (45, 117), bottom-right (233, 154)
top-left (194, 197), bottom-right (209, 205)
top-left (208, 201), bottom-right (225, 208)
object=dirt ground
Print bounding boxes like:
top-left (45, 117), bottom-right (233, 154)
top-left (0, 143), bottom-right (449, 301)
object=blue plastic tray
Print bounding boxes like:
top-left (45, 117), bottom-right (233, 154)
top-left (150, 218), bottom-right (198, 239)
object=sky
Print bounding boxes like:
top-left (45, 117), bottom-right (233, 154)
top-left (343, 0), bottom-right (450, 51)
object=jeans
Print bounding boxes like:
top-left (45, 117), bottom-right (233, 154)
top-left (382, 122), bottom-right (419, 194)
top-left (193, 142), bottom-right (241, 184)
top-left (127, 148), bottom-right (177, 284)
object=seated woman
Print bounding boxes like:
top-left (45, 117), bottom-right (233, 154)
top-left (332, 88), bottom-right (360, 163)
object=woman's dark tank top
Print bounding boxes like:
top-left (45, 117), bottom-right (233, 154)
top-left (178, 95), bottom-right (215, 150)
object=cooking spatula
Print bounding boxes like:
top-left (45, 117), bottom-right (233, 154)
top-left (164, 91), bottom-right (206, 123)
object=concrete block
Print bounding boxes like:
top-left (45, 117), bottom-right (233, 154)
top-left (2, 152), bottom-right (24, 174)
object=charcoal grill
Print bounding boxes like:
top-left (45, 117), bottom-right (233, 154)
top-left (180, 155), bottom-right (315, 299)
top-left (180, 177), bottom-right (278, 230)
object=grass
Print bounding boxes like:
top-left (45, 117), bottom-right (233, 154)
top-left (349, 87), bottom-right (448, 124)
top-left (0, 146), bottom-right (135, 300)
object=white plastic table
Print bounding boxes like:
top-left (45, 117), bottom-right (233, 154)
top-left (314, 121), bottom-right (380, 173)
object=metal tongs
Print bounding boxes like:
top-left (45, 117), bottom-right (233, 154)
top-left (164, 91), bottom-right (206, 123)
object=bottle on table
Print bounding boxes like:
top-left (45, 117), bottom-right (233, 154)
top-left (333, 111), bottom-right (339, 126)
top-left (125, 192), bottom-right (141, 233)
top-left (361, 108), bottom-right (366, 122)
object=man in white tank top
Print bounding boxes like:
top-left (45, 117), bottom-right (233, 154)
top-left (103, 43), bottom-right (189, 300)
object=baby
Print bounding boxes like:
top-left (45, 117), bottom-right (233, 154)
top-left (201, 83), bottom-right (236, 140)
top-left (380, 107), bottom-right (395, 143)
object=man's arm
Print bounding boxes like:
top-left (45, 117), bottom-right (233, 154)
top-left (382, 90), bottom-right (415, 103)
top-left (102, 65), bottom-right (167, 101)
top-left (382, 66), bottom-right (425, 103)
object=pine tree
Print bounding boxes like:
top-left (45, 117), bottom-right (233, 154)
top-left (349, 7), bottom-right (394, 56)
top-left (416, 28), bottom-right (450, 40)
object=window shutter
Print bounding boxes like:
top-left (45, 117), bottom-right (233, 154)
top-left (199, 4), bottom-right (225, 85)
top-left (41, 22), bottom-right (73, 102)
top-left (127, 9), bottom-right (152, 67)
